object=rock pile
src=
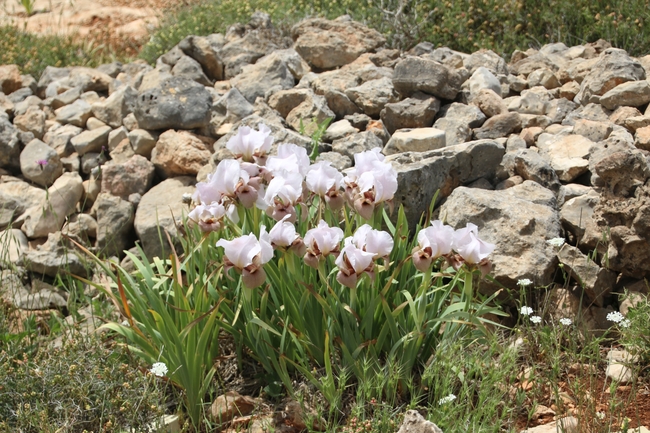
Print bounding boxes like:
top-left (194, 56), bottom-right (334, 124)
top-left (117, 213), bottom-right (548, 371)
top-left (1, 13), bottom-right (649, 331)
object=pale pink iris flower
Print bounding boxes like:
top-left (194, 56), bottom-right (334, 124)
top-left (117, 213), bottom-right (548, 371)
top-left (349, 224), bottom-right (393, 261)
top-left (343, 149), bottom-right (398, 219)
top-left (265, 143), bottom-right (311, 177)
top-left (452, 223), bottom-right (495, 264)
top-left (305, 161), bottom-right (345, 210)
top-left (216, 227), bottom-right (273, 288)
top-left (188, 202), bottom-right (239, 233)
top-left (335, 243), bottom-right (376, 289)
top-left (261, 170), bottom-right (304, 222)
top-left (412, 220), bottom-right (455, 272)
top-left (226, 123), bottom-right (274, 163)
top-left (303, 220), bottom-right (344, 268)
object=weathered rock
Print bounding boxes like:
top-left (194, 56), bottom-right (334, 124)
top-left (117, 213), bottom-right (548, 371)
top-left (345, 77), bottom-right (398, 117)
top-left (0, 65), bottom-right (22, 94)
top-left (91, 85), bottom-right (138, 128)
top-left (544, 134), bottom-right (593, 182)
top-left (439, 184), bottom-right (561, 290)
top-left (55, 99), bottom-right (93, 127)
top-left (599, 79), bottom-right (650, 110)
top-left (315, 151), bottom-right (352, 171)
top-left (0, 176), bottom-right (46, 228)
top-left (463, 49), bottom-right (508, 76)
top-left (396, 410), bottom-right (443, 433)
top-left (0, 117), bottom-right (20, 169)
top-left (323, 119), bottom-right (358, 142)
top-left (151, 130), bottom-right (212, 178)
top-left (62, 213), bottom-right (98, 244)
top-left (92, 193), bottom-right (135, 257)
top-left (178, 35), bottom-right (225, 81)
top-left (269, 88), bottom-right (335, 136)
top-left (527, 67), bottom-right (560, 89)
top-left (606, 349), bottom-right (637, 383)
top-left (134, 77), bottom-right (212, 130)
top-left (465, 66), bottom-right (501, 99)
top-left (575, 48), bottom-right (646, 106)
top-left (44, 123), bottom-right (82, 157)
top-left (560, 190), bottom-right (601, 248)
top-left (210, 391), bottom-right (256, 423)
top-left (22, 232), bottom-right (87, 278)
top-left (474, 112), bottom-right (521, 139)
top-left (128, 129), bottom-right (159, 158)
top-left (21, 172), bottom-right (83, 238)
top-left (208, 87), bottom-right (254, 136)
top-left (387, 139), bottom-right (504, 228)
top-left (473, 89), bottom-right (507, 118)
top-left (14, 105), bottom-right (46, 139)
top-left (393, 57), bottom-right (464, 100)
top-left (635, 125), bottom-right (650, 151)
top-left (513, 149), bottom-right (561, 192)
top-left (230, 53), bottom-right (295, 103)
top-left (134, 176), bottom-right (195, 259)
top-left (0, 229), bottom-right (27, 265)
top-left (620, 291), bottom-right (647, 315)
top-left (383, 128), bottom-right (446, 155)
top-left (19, 139), bottom-right (63, 187)
top-left (557, 245), bottom-right (615, 306)
top-left (380, 92), bottom-right (440, 134)
top-left (572, 118), bottom-right (612, 142)
top-left (508, 88), bottom-right (551, 115)
top-left (70, 125), bottom-right (112, 156)
top-left (171, 55), bottom-right (212, 86)
top-left (520, 417), bottom-right (579, 433)
top-left (292, 17), bottom-right (385, 70)
top-left (594, 149), bottom-right (650, 197)
top-left (100, 155), bottom-right (155, 199)
top-left (331, 131), bottom-right (383, 161)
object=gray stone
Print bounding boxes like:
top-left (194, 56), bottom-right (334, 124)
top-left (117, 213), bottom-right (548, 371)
top-left (380, 92), bottom-right (440, 134)
top-left (396, 410), bottom-right (443, 433)
top-left (463, 49), bottom-right (508, 75)
top-left (315, 151), bottom-right (352, 171)
top-left (62, 213), bottom-right (97, 243)
top-left (92, 193), bottom-right (135, 257)
top-left (575, 48), bottom-right (646, 106)
top-left (171, 55), bottom-right (212, 86)
top-left (23, 232), bottom-right (87, 278)
top-left (55, 99), bottom-right (92, 127)
top-left (134, 77), bottom-right (212, 130)
top-left (557, 245), bottom-right (615, 306)
top-left (128, 129), bottom-right (159, 158)
top-left (439, 102), bottom-right (486, 128)
top-left (393, 57), bottom-right (463, 100)
top-left (513, 149), bottom-right (561, 192)
top-left (544, 134), bottom-right (594, 182)
top-left (80, 152), bottom-right (107, 174)
top-left (14, 105), bottom-right (46, 139)
top-left (152, 130), bottom-right (212, 178)
top-left (560, 190), bottom-right (600, 247)
top-left (21, 172), bottom-right (83, 239)
top-left (527, 67), bottom-right (560, 89)
top-left (474, 112), bottom-right (521, 140)
top-left (323, 119), bottom-right (358, 142)
top-left (230, 53), bottom-right (295, 103)
top-left (383, 128), bottom-right (446, 155)
top-left (178, 35), bottom-right (225, 81)
top-left (473, 89), bottom-right (507, 118)
top-left (70, 125), bottom-right (111, 156)
top-left (19, 139), bottom-right (63, 187)
top-left (134, 176), bottom-right (196, 260)
top-left (557, 183), bottom-right (594, 206)
top-left (0, 177), bottom-right (46, 229)
top-left (43, 123), bottom-right (82, 157)
top-left (331, 131), bottom-right (383, 161)
top-left (91, 85), bottom-right (137, 128)
top-left (100, 155), bottom-right (155, 199)
top-left (599, 80), bottom-right (650, 110)
top-left (208, 87), bottom-right (254, 136)
top-left (439, 185), bottom-right (561, 290)
top-left (546, 98), bottom-right (578, 124)
top-left (108, 126), bottom-right (129, 152)
top-left (0, 117), bottom-right (20, 169)
top-left (465, 67), bottom-right (501, 99)
top-left (292, 17), bottom-right (385, 70)
top-left (345, 77), bottom-right (398, 117)
top-left (0, 229), bottom-right (27, 265)
top-left (572, 118), bottom-right (612, 142)
top-left (387, 139), bottom-right (505, 228)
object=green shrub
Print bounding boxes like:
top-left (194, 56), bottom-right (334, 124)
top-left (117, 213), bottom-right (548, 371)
top-left (0, 335), bottom-right (166, 433)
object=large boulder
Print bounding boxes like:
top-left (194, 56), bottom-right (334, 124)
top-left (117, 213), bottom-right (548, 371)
top-left (439, 183), bottom-right (562, 290)
top-left (386, 139), bottom-right (505, 228)
top-left (134, 176), bottom-right (196, 260)
top-left (19, 139), bottom-right (63, 187)
top-left (380, 92), bottom-right (440, 134)
top-left (134, 77), bottom-right (212, 130)
top-left (292, 17), bottom-right (385, 70)
top-left (392, 57), bottom-right (464, 100)
top-left (151, 130), bottom-right (213, 178)
top-left (100, 155), bottom-right (155, 199)
top-left (230, 52), bottom-right (295, 103)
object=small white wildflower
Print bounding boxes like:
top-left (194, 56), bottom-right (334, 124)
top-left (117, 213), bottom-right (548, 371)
top-left (619, 318), bottom-right (631, 328)
top-left (150, 362), bottom-right (168, 377)
top-left (120, 320), bottom-right (130, 327)
top-left (438, 394), bottom-right (457, 405)
top-left (520, 306), bottom-right (534, 316)
top-left (606, 311), bottom-right (624, 323)
top-left (517, 278), bottom-right (533, 287)
top-left (559, 318), bottom-right (573, 326)
top-left (546, 237), bottom-right (565, 247)
top-left (596, 411), bottom-right (606, 420)
top-left (529, 315), bottom-right (542, 324)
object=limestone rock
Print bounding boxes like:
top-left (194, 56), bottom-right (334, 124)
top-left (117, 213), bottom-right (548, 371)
top-left (171, 55), bottom-right (212, 86)
top-left (439, 184), bottom-right (561, 290)
top-left (346, 76), bottom-right (398, 117)
top-left (134, 77), bottom-right (212, 130)
top-left (92, 193), bottom-right (135, 257)
top-left (91, 85), bottom-right (138, 128)
top-left (23, 232), bottom-right (87, 278)
top-left (14, 105), bottom-right (46, 139)
top-left (151, 130), bottom-right (212, 178)
top-left (396, 410), bottom-right (443, 433)
top-left (210, 391), bottom-right (256, 423)
top-left (0, 65), bottom-right (22, 94)
top-left (100, 155), bottom-right (155, 199)
top-left (55, 99), bottom-right (93, 127)
top-left (178, 35), bottom-right (225, 81)
top-left (393, 57), bottom-right (464, 100)
top-left (292, 17), bottom-right (385, 70)
top-left (380, 92), bottom-right (440, 134)
top-left (557, 245), bottom-right (616, 306)
top-left (0, 117), bottom-right (20, 169)
top-left (19, 139), bottom-right (63, 187)
top-left (599, 80), bottom-right (650, 110)
top-left (331, 131), bottom-right (383, 161)
top-left (474, 112), bottom-right (521, 140)
top-left (230, 52), bottom-right (295, 103)
top-left (70, 125), bottom-right (112, 156)
top-left (134, 176), bottom-right (195, 259)
top-left (21, 172), bottom-right (83, 238)
top-left (383, 128), bottom-right (446, 155)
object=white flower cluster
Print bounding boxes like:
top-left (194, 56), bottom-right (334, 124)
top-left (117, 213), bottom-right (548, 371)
top-left (517, 278), bottom-right (533, 287)
top-left (150, 362), bottom-right (168, 377)
top-left (606, 311), bottom-right (631, 328)
top-left (520, 306), bottom-right (533, 316)
top-left (529, 316), bottom-right (542, 324)
top-left (546, 237), bottom-right (565, 247)
top-left (438, 393), bottom-right (457, 405)
top-left (559, 318), bottom-right (573, 326)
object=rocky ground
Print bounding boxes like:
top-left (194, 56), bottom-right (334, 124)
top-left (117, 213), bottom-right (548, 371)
top-left (1, 12), bottom-right (650, 432)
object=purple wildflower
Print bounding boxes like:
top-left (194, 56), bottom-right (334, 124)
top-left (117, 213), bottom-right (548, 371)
top-left (36, 159), bottom-right (48, 167)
